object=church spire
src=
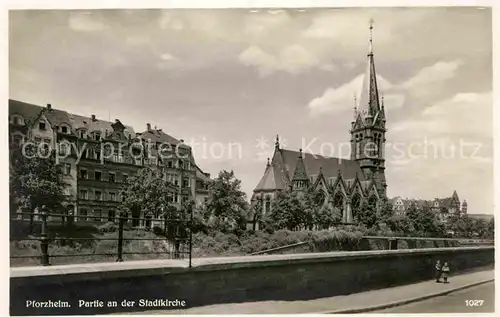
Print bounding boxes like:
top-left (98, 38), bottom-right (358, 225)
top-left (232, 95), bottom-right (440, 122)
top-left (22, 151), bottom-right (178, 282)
top-left (359, 19), bottom-right (381, 119)
top-left (275, 134), bottom-right (280, 149)
top-left (292, 148), bottom-right (309, 190)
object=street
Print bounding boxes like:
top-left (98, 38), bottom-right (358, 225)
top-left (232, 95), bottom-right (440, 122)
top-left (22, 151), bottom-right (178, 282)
top-left (373, 282), bottom-right (494, 313)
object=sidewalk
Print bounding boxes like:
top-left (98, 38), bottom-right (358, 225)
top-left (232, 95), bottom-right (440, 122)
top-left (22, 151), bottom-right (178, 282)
top-left (141, 269), bottom-right (494, 314)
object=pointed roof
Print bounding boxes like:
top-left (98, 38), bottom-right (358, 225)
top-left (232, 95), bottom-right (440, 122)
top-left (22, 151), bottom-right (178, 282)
top-left (313, 166), bottom-right (327, 188)
top-left (358, 20), bottom-right (381, 118)
top-left (279, 149), bottom-right (366, 181)
top-left (254, 161), bottom-right (286, 191)
top-left (292, 149), bottom-right (309, 181)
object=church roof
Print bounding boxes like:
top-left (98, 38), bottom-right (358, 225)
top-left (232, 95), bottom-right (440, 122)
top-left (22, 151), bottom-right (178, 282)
top-left (254, 162), bottom-right (286, 191)
top-left (281, 149), bottom-right (366, 182)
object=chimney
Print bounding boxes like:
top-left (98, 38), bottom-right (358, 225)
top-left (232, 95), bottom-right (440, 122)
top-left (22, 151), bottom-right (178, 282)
top-left (47, 104), bottom-right (52, 110)
top-left (147, 123), bottom-right (151, 131)
top-left (91, 114), bottom-right (96, 121)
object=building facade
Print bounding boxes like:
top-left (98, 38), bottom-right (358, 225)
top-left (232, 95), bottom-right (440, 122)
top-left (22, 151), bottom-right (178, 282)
top-left (389, 190), bottom-right (467, 223)
top-left (8, 99), bottom-right (210, 227)
top-left (251, 23), bottom-right (387, 225)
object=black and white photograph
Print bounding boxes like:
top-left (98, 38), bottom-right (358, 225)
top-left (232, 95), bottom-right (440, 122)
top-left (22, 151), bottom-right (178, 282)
top-left (7, 2), bottom-right (495, 315)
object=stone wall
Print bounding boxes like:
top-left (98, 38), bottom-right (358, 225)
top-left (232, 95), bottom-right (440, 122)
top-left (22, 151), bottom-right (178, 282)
top-left (10, 246), bottom-right (494, 315)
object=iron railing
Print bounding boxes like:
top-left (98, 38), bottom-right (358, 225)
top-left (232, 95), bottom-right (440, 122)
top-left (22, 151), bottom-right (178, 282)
top-left (10, 206), bottom-right (194, 267)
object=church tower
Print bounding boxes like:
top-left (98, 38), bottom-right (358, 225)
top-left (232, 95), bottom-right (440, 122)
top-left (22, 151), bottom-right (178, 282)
top-left (350, 20), bottom-right (387, 197)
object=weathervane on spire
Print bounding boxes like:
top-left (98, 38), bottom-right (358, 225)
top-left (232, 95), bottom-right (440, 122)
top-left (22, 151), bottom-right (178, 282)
top-left (369, 18), bottom-right (374, 54)
top-left (353, 93), bottom-right (358, 119)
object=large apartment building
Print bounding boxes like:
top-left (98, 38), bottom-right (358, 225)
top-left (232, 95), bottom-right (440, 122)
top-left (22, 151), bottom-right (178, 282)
top-left (9, 99), bottom-right (210, 227)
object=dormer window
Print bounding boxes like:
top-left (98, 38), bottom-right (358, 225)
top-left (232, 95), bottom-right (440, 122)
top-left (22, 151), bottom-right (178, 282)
top-left (11, 115), bottom-right (24, 125)
top-left (39, 119), bottom-right (46, 131)
top-left (61, 126), bottom-right (68, 133)
top-left (94, 132), bottom-right (101, 141)
top-left (78, 129), bottom-right (87, 139)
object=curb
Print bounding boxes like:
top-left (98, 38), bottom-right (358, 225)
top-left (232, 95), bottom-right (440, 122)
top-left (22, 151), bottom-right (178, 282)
top-left (320, 279), bottom-right (494, 314)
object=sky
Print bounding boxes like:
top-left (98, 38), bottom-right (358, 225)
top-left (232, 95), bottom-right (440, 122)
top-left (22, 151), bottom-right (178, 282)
top-left (9, 7), bottom-right (493, 214)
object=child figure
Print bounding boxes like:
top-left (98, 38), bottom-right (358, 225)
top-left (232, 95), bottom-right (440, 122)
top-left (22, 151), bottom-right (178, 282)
top-left (441, 262), bottom-right (450, 283)
top-left (435, 260), bottom-right (442, 283)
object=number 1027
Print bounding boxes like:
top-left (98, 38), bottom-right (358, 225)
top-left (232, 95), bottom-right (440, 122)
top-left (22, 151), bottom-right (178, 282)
top-left (465, 300), bottom-right (484, 307)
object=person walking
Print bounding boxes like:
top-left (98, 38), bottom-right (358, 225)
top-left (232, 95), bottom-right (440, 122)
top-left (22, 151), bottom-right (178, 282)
top-left (441, 262), bottom-right (450, 283)
top-left (435, 260), bottom-right (442, 283)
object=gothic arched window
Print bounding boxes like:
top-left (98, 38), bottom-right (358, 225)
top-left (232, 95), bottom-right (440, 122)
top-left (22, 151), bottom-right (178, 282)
top-left (333, 193), bottom-right (344, 214)
top-left (351, 193), bottom-right (362, 220)
top-left (368, 195), bottom-right (378, 209)
top-left (264, 196), bottom-right (271, 215)
top-left (315, 190), bottom-right (326, 206)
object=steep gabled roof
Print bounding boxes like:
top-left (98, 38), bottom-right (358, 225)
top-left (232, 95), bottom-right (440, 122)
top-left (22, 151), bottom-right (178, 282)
top-left (254, 162), bottom-right (286, 191)
top-left (280, 149), bottom-right (365, 182)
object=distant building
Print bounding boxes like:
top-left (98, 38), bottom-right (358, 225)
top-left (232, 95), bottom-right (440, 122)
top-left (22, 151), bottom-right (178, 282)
top-left (388, 190), bottom-right (466, 223)
top-left (8, 99), bottom-right (209, 227)
top-left (251, 22), bottom-right (387, 227)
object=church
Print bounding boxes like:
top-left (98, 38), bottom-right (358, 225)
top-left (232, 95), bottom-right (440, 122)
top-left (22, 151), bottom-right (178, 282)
top-left (251, 23), bottom-right (387, 224)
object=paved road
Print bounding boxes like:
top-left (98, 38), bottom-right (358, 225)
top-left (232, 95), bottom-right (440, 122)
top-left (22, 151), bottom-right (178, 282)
top-left (373, 281), bottom-right (495, 313)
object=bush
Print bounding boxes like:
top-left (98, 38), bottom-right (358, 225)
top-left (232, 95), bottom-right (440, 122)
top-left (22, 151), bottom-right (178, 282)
top-left (152, 226), bottom-right (164, 236)
top-left (97, 222), bottom-right (118, 234)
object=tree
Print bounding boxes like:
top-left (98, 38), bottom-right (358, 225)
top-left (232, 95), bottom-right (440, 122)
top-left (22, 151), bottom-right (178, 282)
top-left (268, 190), bottom-right (304, 231)
top-left (191, 203), bottom-right (211, 234)
top-left (485, 218), bottom-right (494, 239)
top-left (205, 170), bottom-right (249, 232)
top-left (357, 199), bottom-right (378, 228)
top-left (301, 187), bottom-right (341, 230)
top-left (313, 204), bottom-right (342, 230)
top-left (378, 199), bottom-right (395, 223)
top-left (407, 205), bottom-right (445, 237)
top-left (119, 167), bottom-right (178, 225)
top-left (250, 197), bottom-right (263, 231)
top-left (386, 214), bottom-right (415, 236)
top-left (10, 144), bottom-right (66, 233)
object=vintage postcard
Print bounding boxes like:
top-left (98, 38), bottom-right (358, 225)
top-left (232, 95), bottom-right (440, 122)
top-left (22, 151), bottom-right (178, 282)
top-left (7, 2), bottom-right (495, 315)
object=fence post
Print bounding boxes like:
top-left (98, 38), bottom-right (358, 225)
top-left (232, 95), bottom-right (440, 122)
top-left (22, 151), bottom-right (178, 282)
top-left (40, 206), bottom-right (50, 266)
top-left (163, 216), bottom-right (167, 237)
top-left (389, 239), bottom-right (398, 250)
top-left (189, 204), bottom-right (193, 268)
top-left (116, 211), bottom-right (124, 262)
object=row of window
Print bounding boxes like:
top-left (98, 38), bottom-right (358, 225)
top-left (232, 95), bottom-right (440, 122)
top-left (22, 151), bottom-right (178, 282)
top-left (78, 168), bottom-right (126, 183)
top-left (76, 167), bottom-right (191, 188)
top-left (79, 189), bottom-right (122, 202)
top-left (78, 187), bottom-right (190, 204)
